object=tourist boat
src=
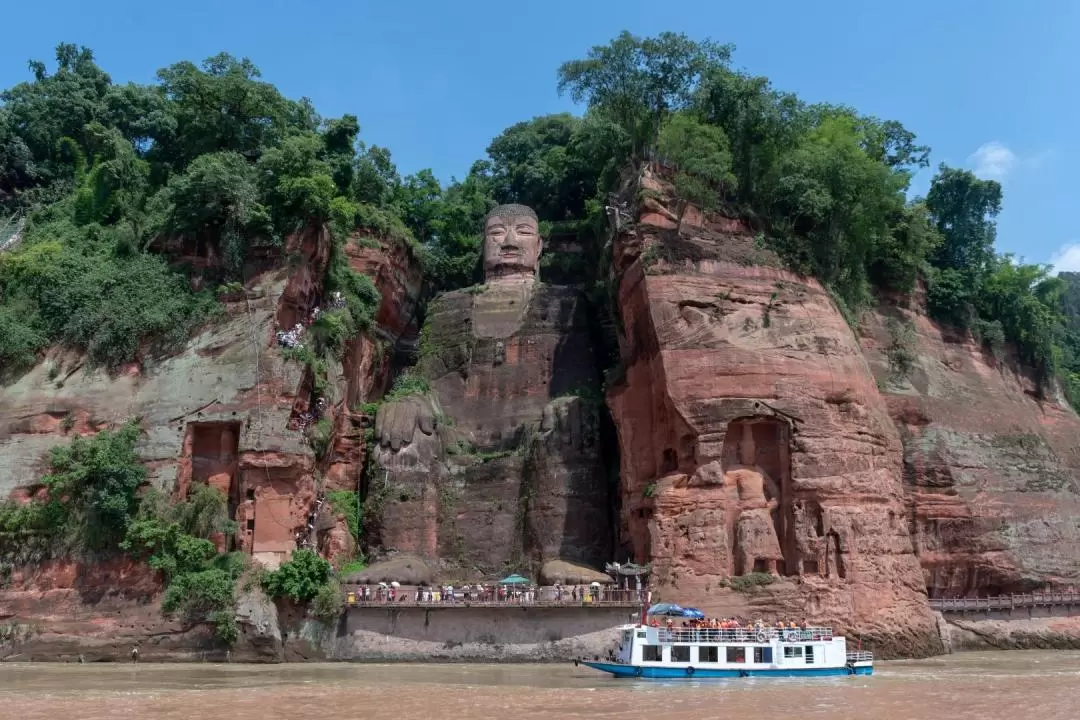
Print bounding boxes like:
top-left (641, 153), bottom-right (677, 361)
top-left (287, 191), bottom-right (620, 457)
top-left (577, 624), bottom-right (873, 679)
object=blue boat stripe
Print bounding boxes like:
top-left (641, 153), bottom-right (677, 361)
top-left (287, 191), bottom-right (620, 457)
top-left (580, 662), bottom-right (873, 679)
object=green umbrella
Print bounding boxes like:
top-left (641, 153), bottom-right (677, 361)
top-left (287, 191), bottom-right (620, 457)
top-left (497, 574), bottom-right (531, 585)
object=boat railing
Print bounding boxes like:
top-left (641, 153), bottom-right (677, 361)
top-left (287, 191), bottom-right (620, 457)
top-left (657, 627), bottom-right (834, 644)
top-left (846, 651), bottom-right (874, 662)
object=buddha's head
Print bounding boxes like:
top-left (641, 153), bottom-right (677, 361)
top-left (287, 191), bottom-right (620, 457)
top-left (482, 204), bottom-right (542, 283)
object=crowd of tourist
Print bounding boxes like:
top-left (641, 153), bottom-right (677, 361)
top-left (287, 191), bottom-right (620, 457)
top-left (294, 396), bottom-right (327, 432)
top-left (346, 583), bottom-right (646, 605)
top-left (652, 616), bottom-right (831, 642)
top-left (274, 291), bottom-right (348, 351)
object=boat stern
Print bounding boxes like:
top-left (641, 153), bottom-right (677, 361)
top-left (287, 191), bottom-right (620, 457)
top-left (847, 650), bottom-right (874, 676)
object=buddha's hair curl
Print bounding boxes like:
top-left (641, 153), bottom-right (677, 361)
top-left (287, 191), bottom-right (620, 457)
top-left (484, 204), bottom-right (538, 223)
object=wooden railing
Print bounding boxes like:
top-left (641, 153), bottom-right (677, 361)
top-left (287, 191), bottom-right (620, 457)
top-left (929, 591), bottom-right (1080, 611)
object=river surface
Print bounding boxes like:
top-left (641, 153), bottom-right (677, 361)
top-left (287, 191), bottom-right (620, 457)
top-left (0, 651), bottom-right (1077, 720)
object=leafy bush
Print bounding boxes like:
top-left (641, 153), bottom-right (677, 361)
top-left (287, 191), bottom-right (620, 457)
top-left (384, 372), bottom-right (430, 401)
top-left (728, 572), bottom-right (776, 592)
top-left (326, 490), bottom-right (361, 543)
top-left (121, 518), bottom-right (216, 579)
top-left (262, 548), bottom-right (332, 602)
top-left (39, 421), bottom-right (145, 551)
top-left (162, 567), bottom-right (236, 617)
top-left (337, 557), bottom-right (367, 576)
top-left (312, 577), bottom-right (344, 620)
top-left (0, 227), bottom-right (220, 371)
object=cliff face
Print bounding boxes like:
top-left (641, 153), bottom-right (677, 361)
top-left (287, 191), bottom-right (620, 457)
top-left (0, 227), bottom-right (421, 660)
top-left (860, 303), bottom-right (1080, 597)
top-left (370, 280), bottom-right (613, 575)
top-left (606, 168), bottom-right (940, 656)
top-left (4, 166), bottom-right (1080, 661)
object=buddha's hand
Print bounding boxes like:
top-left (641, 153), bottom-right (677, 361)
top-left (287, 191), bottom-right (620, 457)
top-left (374, 394), bottom-right (437, 452)
top-left (540, 396), bottom-right (598, 452)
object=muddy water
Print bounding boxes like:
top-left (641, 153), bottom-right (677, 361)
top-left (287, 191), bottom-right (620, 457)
top-left (0, 651), bottom-right (1078, 720)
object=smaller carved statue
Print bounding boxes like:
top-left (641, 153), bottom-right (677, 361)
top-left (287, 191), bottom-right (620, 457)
top-left (792, 500), bottom-right (826, 576)
top-left (725, 424), bottom-right (785, 576)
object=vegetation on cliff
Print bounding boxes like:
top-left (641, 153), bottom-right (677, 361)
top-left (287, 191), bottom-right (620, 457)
top-left (0, 422), bottom-right (246, 643)
top-left (0, 45), bottom-right (382, 379)
top-left (2, 35), bottom-right (1075, 397)
top-left (388, 31), bottom-right (1077, 403)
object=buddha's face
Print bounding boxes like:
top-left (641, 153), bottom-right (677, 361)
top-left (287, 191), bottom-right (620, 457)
top-left (482, 208), bottom-right (542, 282)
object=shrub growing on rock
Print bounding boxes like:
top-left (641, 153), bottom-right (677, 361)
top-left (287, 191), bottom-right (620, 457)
top-left (262, 548), bottom-right (333, 603)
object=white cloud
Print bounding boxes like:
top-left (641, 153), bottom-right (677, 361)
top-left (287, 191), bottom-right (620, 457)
top-left (1050, 242), bottom-right (1080, 274)
top-left (968, 141), bottom-right (1017, 179)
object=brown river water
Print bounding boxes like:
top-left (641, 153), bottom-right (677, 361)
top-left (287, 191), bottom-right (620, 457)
top-left (0, 651), bottom-right (1077, 720)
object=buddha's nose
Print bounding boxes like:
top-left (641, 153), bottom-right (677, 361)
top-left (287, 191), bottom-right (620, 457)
top-left (505, 227), bottom-right (517, 244)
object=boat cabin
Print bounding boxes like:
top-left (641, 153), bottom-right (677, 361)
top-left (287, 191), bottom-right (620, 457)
top-left (617, 625), bottom-right (852, 671)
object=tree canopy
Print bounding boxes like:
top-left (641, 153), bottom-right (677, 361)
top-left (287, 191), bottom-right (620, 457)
top-left (2, 35), bottom-right (1079, 406)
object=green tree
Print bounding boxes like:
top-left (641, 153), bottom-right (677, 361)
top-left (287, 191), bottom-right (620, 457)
top-left (256, 133), bottom-right (337, 232)
top-left (152, 53), bottom-right (315, 170)
top-left (558, 31), bottom-right (730, 155)
top-left (152, 151), bottom-right (270, 274)
top-left (765, 114), bottom-right (907, 310)
top-left (262, 548), bottom-right (333, 602)
top-left (40, 421), bottom-right (145, 551)
top-left (926, 165), bottom-right (1002, 275)
top-left (1, 44), bottom-right (111, 181)
top-left (656, 112), bottom-right (736, 228)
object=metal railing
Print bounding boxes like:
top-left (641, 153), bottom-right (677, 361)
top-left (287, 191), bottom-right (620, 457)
top-left (846, 651), bottom-right (873, 663)
top-left (657, 627), bottom-right (834, 644)
top-left (343, 587), bottom-right (646, 608)
top-left (929, 591), bottom-right (1080, 611)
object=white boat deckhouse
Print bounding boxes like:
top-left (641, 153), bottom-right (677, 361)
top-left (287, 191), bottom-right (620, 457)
top-left (578, 623), bottom-right (873, 679)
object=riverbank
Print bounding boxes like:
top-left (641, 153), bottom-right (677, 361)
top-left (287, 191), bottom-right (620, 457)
top-left (5, 579), bottom-right (1080, 663)
top-left (937, 613), bottom-right (1080, 652)
top-left (3, 652), bottom-right (1080, 720)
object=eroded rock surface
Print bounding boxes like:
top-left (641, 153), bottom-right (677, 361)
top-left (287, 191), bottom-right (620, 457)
top-left (606, 168), bottom-right (940, 657)
top-left (371, 281), bottom-right (613, 575)
top-left (0, 228), bottom-right (420, 657)
top-left (861, 305), bottom-right (1080, 597)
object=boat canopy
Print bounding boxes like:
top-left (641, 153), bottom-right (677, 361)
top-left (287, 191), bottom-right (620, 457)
top-left (646, 602), bottom-right (684, 616)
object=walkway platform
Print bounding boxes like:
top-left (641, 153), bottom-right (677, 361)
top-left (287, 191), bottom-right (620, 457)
top-left (929, 591), bottom-right (1080, 612)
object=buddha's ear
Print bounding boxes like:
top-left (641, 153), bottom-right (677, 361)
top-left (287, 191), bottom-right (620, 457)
top-left (537, 235), bottom-right (544, 256)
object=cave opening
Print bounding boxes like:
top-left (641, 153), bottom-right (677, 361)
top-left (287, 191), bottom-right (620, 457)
top-left (826, 530), bottom-right (846, 579)
top-left (186, 421), bottom-right (242, 521)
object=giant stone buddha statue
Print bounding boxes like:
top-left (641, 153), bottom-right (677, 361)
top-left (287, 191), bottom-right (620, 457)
top-left (370, 204), bottom-right (612, 576)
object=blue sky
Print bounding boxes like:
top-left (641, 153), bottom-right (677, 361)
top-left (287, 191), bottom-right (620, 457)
top-left (2, 0), bottom-right (1078, 270)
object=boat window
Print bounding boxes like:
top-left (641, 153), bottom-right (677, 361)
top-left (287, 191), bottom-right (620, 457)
top-left (783, 646), bottom-right (804, 659)
top-left (642, 645), bottom-right (662, 662)
top-left (698, 646), bottom-right (719, 663)
top-left (725, 646), bottom-right (746, 663)
top-left (671, 645), bottom-right (691, 662)
top-left (753, 647), bottom-right (773, 663)
top-left (805, 645), bottom-right (815, 664)
top-left (636, 631), bottom-right (647, 638)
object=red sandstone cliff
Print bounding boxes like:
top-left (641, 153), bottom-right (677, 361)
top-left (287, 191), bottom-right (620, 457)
top-left (0, 226), bottom-right (421, 660)
top-left (5, 166), bottom-right (1080, 662)
top-left (860, 299), bottom-right (1080, 597)
top-left (606, 167), bottom-right (940, 657)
